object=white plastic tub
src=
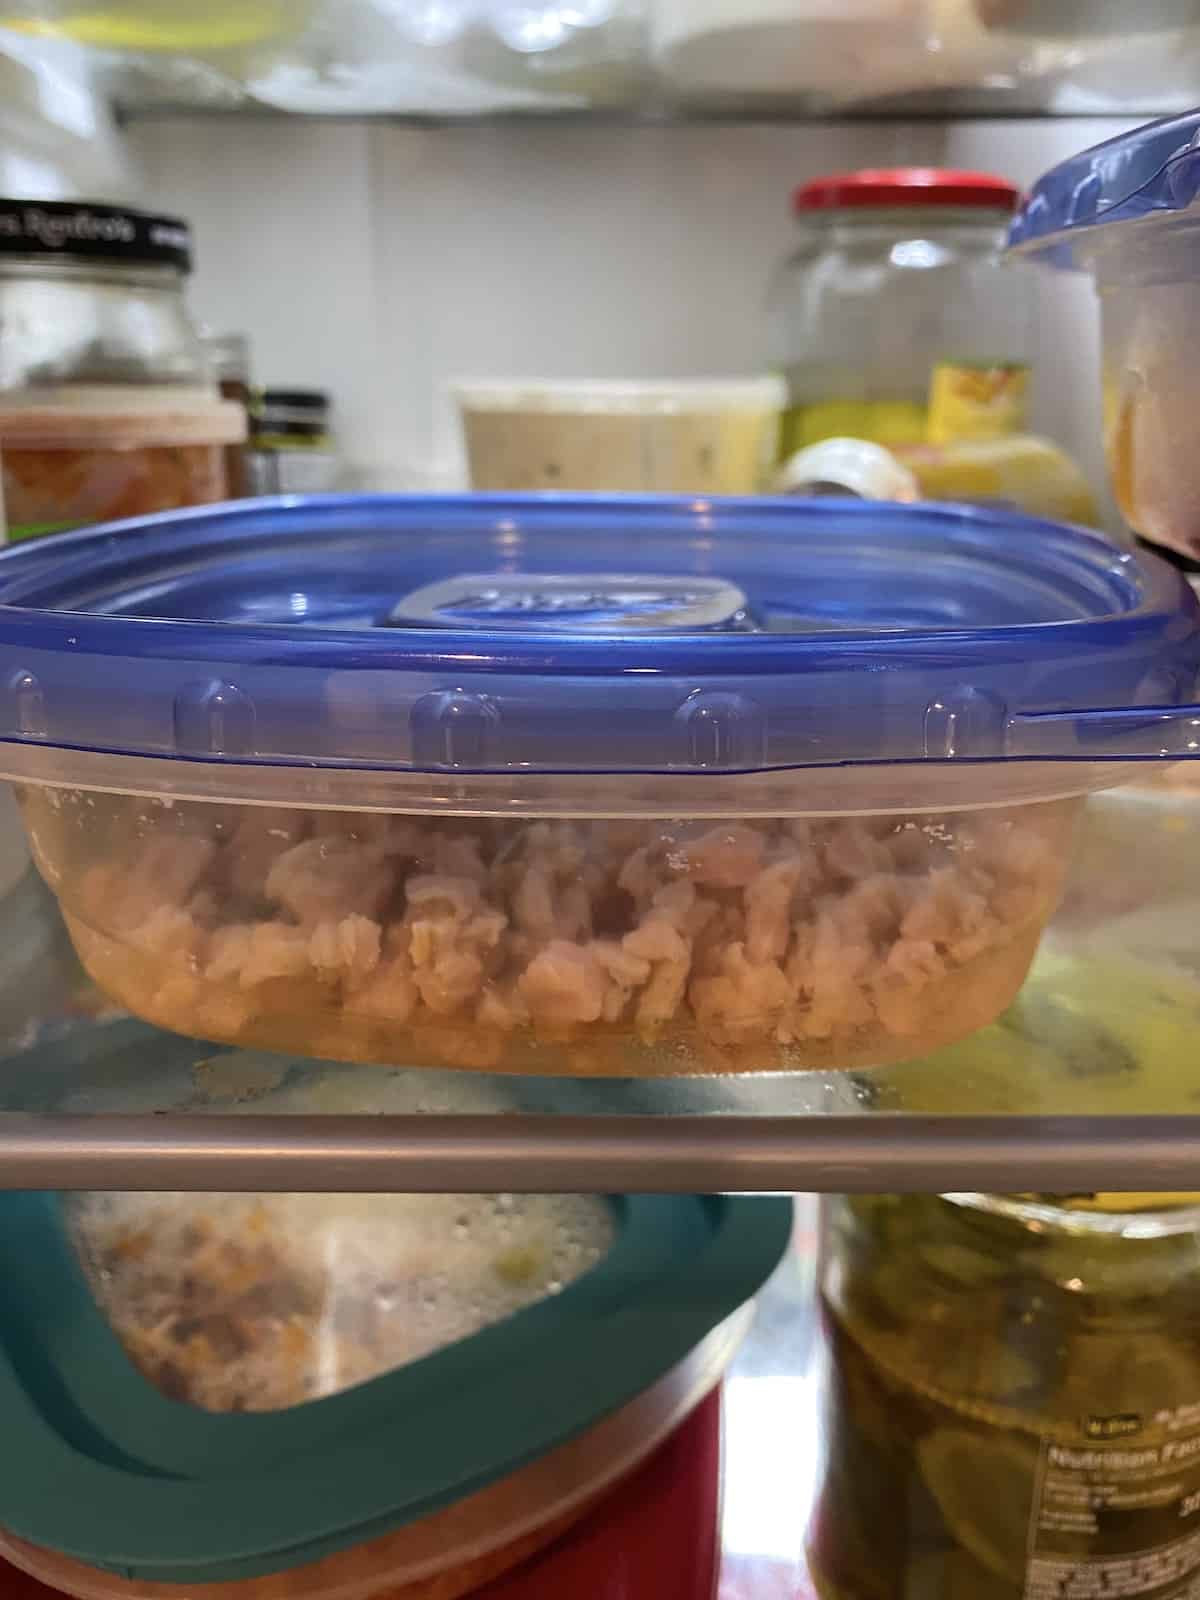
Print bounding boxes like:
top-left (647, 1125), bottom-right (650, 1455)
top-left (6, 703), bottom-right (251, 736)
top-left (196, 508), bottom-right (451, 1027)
top-left (454, 377), bottom-right (784, 493)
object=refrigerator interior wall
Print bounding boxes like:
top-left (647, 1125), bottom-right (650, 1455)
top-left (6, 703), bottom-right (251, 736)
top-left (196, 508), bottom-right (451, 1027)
top-left (124, 113), bottom-right (1136, 511)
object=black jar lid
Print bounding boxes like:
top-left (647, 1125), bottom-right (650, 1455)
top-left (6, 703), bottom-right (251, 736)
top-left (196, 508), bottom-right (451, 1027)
top-left (0, 200), bottom-right (192, 272)
top-left (258, 388), bottom-right (330, 411)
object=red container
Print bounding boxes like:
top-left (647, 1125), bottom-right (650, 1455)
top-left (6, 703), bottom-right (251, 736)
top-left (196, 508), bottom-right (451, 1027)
top-left (476, 1387), bottom-right (722, 1600)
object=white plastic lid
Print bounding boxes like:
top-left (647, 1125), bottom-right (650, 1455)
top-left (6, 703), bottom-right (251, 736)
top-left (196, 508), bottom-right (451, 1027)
top-left (774, 438), bottom-right (921, 502)
top-left (0, 388), bottom-right (247, 450)
top-left (452, 376), bottom-right (786, 415)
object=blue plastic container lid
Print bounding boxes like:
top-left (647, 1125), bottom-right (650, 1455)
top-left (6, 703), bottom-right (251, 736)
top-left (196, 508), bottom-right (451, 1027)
top-left (0, 493), bottom-right (1196, 784)
top-left (1009, 109), bottom-right (1200, 268)
top-left (0, 1190), bottom-right (791, 1584)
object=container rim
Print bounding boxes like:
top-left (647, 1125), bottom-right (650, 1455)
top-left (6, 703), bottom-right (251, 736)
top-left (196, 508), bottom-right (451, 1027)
top-left (1008, 108), bottom-right (1200, 269)
top-left (451, 377), bottom-right (787, 413)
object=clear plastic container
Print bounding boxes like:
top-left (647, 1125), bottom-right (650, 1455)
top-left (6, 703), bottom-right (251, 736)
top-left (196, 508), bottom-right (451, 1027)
top-left (768, 169), bottom-right (1030, 461)
top-left (812, 1192), bottom-right (1200, 1599)
top-left (24, 787), bottom-right (1080, 1073)
top-left (454, 378), bottom-right (783, 493)
top-left (1, 494), bottom-right (1199, 1077)
top-left (1010, 112), bottom-right (1200, 561)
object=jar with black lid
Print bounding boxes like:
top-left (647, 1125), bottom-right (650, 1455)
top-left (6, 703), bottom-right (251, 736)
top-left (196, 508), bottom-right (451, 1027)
top-left (0, 199), bottom-right (244, 542)
top-left (0, 199), bottom-right (206, 389)
top-left (248, 387), bottom-right (338, 494)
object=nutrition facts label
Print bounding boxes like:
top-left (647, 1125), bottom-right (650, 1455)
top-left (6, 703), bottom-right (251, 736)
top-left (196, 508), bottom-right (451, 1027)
top-left (1025, 1422), bottom-right (1200, 1599)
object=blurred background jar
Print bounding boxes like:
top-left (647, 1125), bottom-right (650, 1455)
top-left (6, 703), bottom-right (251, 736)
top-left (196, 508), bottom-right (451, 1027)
top-left (812, 1191), bottom-right (1200, 1600)
top-left (0, 198), bottom-right (244, 541)
top-left (247, 386), bottom-right (339, 494)
top-left (767, 168), bottom-right (1032, 461)
top-left (202, 330), bottom-right (253, 498)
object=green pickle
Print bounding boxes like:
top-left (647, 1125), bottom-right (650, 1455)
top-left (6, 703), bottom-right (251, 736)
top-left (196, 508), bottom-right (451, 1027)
top-left (812, 1194), bottom-right (1200, 1600)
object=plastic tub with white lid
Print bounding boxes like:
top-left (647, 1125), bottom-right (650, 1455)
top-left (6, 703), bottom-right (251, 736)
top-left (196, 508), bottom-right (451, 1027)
top-left (454, 377), bottom-right (784, 493)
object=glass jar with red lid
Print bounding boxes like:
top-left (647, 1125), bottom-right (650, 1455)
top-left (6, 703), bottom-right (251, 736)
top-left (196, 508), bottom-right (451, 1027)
top-left (766, 167), bottom-right (1032, 461)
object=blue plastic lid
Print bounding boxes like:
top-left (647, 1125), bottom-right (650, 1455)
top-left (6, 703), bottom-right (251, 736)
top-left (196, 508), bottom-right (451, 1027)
top-left (0, 493), bottom-right (1196, 784)
top-left (1009, 109), bottom-right (1200, 267)
top-left (0, 1190), bottom-right (791, 1583)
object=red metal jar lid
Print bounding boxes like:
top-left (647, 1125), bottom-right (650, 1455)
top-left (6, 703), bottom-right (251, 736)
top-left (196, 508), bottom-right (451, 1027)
top-left (793, 167), bottom-right (1021, 213)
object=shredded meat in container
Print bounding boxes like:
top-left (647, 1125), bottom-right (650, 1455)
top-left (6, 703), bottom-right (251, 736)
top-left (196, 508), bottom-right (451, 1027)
top-left (72, 1191), bottom-right (614, 1413)
top-left (19, 790), bottom-right (1079, 1073)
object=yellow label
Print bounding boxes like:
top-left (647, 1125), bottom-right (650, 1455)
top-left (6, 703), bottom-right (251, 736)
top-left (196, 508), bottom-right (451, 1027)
top-left (927, 361), bottom-right (1030, 446)
top-left (779, 398), bottom-right (927, 459)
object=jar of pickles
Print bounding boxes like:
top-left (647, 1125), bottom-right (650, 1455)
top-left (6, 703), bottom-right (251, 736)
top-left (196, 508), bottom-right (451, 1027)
top-left (767, 168), bottom-right (1032, 460)
top-left (813, 1192), bottom-right (1200, 1600)
top-left (0, 199), bottom-right (244, 541)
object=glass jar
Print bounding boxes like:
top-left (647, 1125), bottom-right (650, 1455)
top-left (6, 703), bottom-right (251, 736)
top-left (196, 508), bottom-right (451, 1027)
top-left (767, 168), bottom-right (1032, 461)
top-left (247, 386), bottom-right (339, 494)
top-left (0, 200), bottom-right (244, 541)
top-left (0, 202), bottom-right (207, 390)
top-left (812, 1192), bottom-right (1200, 1600)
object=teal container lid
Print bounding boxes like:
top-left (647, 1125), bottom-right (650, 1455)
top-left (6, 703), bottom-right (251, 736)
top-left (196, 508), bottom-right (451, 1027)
top-left (0, 1189), bottom-right (790, 1585)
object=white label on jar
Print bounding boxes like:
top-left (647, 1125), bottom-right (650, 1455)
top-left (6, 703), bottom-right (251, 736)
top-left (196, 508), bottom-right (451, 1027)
top-left (1025, 1413), bottom-right (1200, 1598)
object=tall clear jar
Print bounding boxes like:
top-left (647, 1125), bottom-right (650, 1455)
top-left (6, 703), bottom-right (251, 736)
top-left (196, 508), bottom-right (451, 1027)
top-left (812, 1192), bottom-right (1200, 1600)
top-left (767, 169), bottom-right (1031, 460)
top-left (0, 200), bottom-right (244, 541)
